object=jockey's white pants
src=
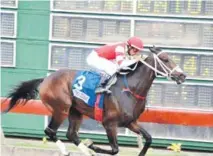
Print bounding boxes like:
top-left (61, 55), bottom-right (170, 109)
top-left (86, 51), bottom-right (117, 76)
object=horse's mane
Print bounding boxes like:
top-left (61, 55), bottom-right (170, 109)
top-left (118, 55), bottom-right (151, 76)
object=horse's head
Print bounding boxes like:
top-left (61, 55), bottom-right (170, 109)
top-left (147, 46), bottom-right (186, 84)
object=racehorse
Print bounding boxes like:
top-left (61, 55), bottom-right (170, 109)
top-left (3, 46), bottom-right (186, 156)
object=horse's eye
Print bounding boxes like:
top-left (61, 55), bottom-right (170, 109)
top-left (164, 59), bottom-right (169, 63)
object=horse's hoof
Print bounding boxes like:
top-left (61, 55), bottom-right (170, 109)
top-left (63, 152), bottom-right (70, 156)
top-left (82, 139), bottom-right (94, 147)
top-left (89, 149), bottom-right (97, 156)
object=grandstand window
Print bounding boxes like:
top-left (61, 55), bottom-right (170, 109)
top-left (0, 11), bottom-right (17, 38)
top-left (1, 0), bottom-right (18, 8)
top-left (136, 0), bottom-right (210, 16)
top-left (172, 53), bottom-right (213, 80)
top-left (51, 0), bottom-right (133, 14)
top-left (135, 19), bottom-right (213, 49)
top-left (50, 13), bottom-right (131, 43)
top-left (0, 40), bottom-right (16, 67)
top-left (51, 0), bottom-right (213, 17)
top-left (49, 44), bottom-right (95, 70)
top-left (148, 82), bottom-right (213, 109)
top-left (50, 14), bottom-right (213, 49)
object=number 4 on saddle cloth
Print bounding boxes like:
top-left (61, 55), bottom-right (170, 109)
top-left (72, 71), bottom-right (116, 121)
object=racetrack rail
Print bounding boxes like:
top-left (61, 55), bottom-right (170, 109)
top-left (1, 98), bottom-right (213, 127)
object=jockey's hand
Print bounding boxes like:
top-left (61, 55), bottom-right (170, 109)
top-left (133, 54), bottom-right (142, 62)
top-left (125, 54), bottom-right (141, 61)
top-left (116, 68), bottom-right (120, 73)
top-left (116, 64), bottom-right (121, 72)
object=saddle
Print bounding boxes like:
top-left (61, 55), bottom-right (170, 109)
top-left (95, 57), bottom-right (146, 94)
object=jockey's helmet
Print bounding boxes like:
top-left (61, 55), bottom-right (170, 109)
top-left (127, 36), bottom-right (144, 51)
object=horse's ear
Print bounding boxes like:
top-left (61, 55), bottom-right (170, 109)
top-left (149, 45), bottom-right (162, 53)
top-left (149, 45), bottom-right (156, 53)
top-left (155, 46), bottom-right (162, 52)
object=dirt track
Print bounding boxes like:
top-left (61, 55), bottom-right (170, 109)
top-left (1, 145), bottom-right (95, 156)
top-left (1, 137), bottom-right (212, 156)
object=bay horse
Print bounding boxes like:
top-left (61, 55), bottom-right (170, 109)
top-left (3, 46), bottom-right (186, 156)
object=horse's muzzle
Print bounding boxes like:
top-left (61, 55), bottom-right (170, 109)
top-left (172, 73), bottom-right (186, 84)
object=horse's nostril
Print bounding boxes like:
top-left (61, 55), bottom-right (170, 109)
top-left (180, 73), bottom-right (186, 78)
top-left (183, 73), bottom-right (187, 77)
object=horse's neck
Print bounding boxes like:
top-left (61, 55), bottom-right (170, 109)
top-left (129, 60), bottom-right (155, 97)
top-left (128, 60), bottom-right (155, 119)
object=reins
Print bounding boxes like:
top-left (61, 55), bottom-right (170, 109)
top-left (121, 52), bottom-right (183, 100)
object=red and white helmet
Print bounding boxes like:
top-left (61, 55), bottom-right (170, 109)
top-left (127, 36), bottom-right (144, 51)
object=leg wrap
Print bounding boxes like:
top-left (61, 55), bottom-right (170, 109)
top-left (78, 142), bottom-right (93, 156)
top-left (56, 140), bottom-right (69, 155)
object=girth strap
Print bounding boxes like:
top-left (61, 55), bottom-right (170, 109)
top-left (122, 75), bottom-right (145, 100)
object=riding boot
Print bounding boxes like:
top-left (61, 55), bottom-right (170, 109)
top-left (100, 74), bottom-right (111, 86)
top-left (95, 74), bottom-right (117, 94)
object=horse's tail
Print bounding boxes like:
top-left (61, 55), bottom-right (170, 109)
top-left (3, 78), bottom-right (44, 113)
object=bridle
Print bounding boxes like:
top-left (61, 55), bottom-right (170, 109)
top-left (139, 51), bottom-right (183, 80)
top-left (121, 51), bottom-right (184, 100)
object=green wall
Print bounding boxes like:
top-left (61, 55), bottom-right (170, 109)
top-left (1, 1), bottom-right (50, 135)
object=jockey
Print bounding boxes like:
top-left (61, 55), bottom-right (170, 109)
top-left (86, 36), bottom-right (144, 93)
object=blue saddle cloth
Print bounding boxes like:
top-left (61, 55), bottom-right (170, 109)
top-left (72, 71), bottom-right (104, 108)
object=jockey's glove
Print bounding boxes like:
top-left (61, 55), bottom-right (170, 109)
top-left (132, 54), bottom-right (142, 62)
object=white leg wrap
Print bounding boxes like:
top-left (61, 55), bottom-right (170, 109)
top-left (56, 140), bottom-right (69, 155)
top-left (78, 142), bottom-right (92, 156)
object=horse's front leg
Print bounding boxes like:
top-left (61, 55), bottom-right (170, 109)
top-left (127, 122), bottom-right (152, 156)
top-left (88, 122), bottom-right (119, 155)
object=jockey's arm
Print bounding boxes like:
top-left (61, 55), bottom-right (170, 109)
top-left (115, 46), bottom-right (138, 70)
top-left (118, 58), bottom-right (137, 70)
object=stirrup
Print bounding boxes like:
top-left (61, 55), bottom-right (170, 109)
top-left (95, 87), bottom-right (111, 94)
top-left (95, 74), bottom-right (117, 94)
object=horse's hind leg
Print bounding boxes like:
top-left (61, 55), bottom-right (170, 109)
top-left (66, 107), bottom-right (82, 145)
top-left (66, 106), bottom-right (95, 156)
top-left (66, 107), bottom-right (91, 155)
top-left (44, 111), bottom-right (69, 155)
